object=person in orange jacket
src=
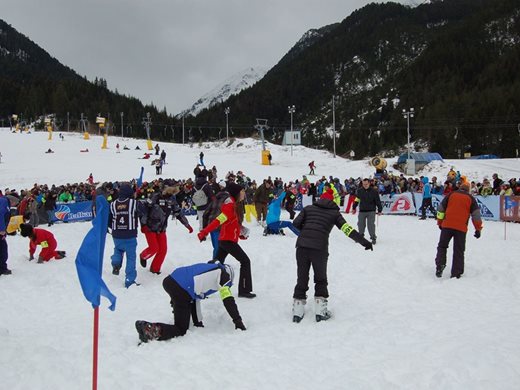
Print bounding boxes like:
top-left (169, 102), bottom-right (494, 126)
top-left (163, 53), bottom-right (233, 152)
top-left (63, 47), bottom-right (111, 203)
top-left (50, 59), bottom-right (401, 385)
top-left (435, 179), bottom-right (482, 279)
top-left (19, 223), bottom-right (65, 263)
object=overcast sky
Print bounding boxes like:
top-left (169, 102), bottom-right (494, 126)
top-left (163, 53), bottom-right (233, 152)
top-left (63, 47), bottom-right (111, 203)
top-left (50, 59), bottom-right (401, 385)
top-left (3, 0), bottom-right (411, 115)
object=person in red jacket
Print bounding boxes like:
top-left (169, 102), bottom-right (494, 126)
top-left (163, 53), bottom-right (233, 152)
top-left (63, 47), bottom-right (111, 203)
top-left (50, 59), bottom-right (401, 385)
top-left (435, 180), bottom-right (482, 279)
top-left (19, 223), bottom-right (65, 263)
top-left (198, 182), bottom-right (256, 298)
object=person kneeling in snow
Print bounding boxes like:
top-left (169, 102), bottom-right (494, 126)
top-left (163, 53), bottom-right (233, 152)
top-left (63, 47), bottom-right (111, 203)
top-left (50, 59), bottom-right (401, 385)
top-left (19, 223), bottom-right (65, 263)
top-left (263, 191), bottom-right (299, 236)
top-left (135, 261), bottom-right (245, 343)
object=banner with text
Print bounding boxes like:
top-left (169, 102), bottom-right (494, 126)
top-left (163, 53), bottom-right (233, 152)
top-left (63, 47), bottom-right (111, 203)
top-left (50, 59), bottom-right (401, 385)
top-left (380, 193), bottom-right (416, 214)
top-left (413, 194), bottom-right (500, 221)
top-left (50, 202), bottom-right (93, 223)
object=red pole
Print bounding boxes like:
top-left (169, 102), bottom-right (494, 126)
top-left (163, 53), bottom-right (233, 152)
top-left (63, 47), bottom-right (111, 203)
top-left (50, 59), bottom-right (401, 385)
top-left (93, 306), bottom-right (99, 390)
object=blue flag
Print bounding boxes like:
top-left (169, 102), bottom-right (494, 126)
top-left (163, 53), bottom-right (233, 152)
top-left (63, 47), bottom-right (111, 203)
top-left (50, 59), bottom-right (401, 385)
top-left (136, 166), bottom-right (144, 187)
top-left (75, 196), bottom-right (116, 310)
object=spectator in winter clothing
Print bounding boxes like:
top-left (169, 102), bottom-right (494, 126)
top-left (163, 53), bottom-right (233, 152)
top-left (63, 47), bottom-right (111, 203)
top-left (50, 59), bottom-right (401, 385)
top-left (0, 194), bottom-right (11, 275)
top-left (19, 223), bottom-right (65, 263)
top-left (109, 184), bottom-right (144, 288)
top-left (492, 173), bottom-right (503, 195)
top-left (139, 186), bottom-right (193, 274)
top-left (134, 261), bottom-right (245, 343)
top-left (419, 177), bottom-right (436, 220)
top-left (192, 176), bottom-right (215, 231)
top-left (291, 188), bottom-right (373, 323)
top-left (352, 179), bottom-right (382, 245)
top-left (198, 182), bottom-right (256, 298)
top-left (435, 181), bottom-right (482, 279)
top-left (253, 180), bottom-right (273, 226)
top-left (43, 190), bottom-right (57, 226)
top-left (284, 186), bottom-right (297, 219)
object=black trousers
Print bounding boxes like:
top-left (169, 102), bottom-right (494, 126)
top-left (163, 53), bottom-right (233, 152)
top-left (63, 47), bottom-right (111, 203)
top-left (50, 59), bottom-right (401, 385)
top-left (293, 247), bottom-right (329, 299)
top-left (157, 276), bottom-right (193, 340)
top-left (0, 237), bottom-right (8, 273)
top-left (286, 205), bottom-right (295, 219)
top-left (216, 240), bottom-right (253, 294)
top-left (419, 197), bottom-right (436, 218)
top-left (435, 228), bottom-right (467, 277)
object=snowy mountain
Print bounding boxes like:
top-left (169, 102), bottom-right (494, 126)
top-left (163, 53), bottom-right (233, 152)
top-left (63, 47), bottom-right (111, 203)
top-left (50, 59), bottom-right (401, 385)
top-left (178, 67), bottom-right (267, 117)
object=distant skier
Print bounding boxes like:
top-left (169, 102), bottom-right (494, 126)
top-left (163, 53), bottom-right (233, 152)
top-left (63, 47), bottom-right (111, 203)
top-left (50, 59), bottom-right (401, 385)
top-left (199, 151), bottom-right (205, 167)
top-left (134, 261), bottom-right (245, 343)
top-left (308, 161), bottom-right (316, 175)
top-left (267, 152), bottom-right (272, 165)
top-left (155, 143), bottom-right (160, 155)
top-left (116, 143), bottom-right (120, 153)
top-left (419, 176), bottom-right (436, 220)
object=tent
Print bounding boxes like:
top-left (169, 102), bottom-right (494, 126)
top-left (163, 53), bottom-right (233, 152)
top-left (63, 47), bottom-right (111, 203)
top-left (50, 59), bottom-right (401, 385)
top-left (395, 152), bottom-right (444, 172)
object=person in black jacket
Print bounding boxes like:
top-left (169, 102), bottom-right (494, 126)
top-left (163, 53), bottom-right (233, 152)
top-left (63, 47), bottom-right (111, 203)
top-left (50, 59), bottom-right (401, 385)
top-left (352, 178), bottom-right (382, 245)
top-left (139, 186), bottom-right (193, 274)
top-left (291, 188), bottom-right (372, 323)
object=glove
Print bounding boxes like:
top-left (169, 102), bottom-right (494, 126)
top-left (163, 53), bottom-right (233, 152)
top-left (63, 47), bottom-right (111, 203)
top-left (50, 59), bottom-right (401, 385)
top-left (187, 225), bottom-right (193, 234)
top-left (193, 321), bottom-right (204, 328)
top-left (234, 319), bottom-right (246, 331)
top-left (239, 226), bottom-right (250, 240)
top-left (474, 230), bottom-right (481, 239)
top-left (197, 231), bottom-right (207, 242)
top-left (362, 241), bottom-right (373, 251)
top-left (29, 254), bottom-right (34, 261)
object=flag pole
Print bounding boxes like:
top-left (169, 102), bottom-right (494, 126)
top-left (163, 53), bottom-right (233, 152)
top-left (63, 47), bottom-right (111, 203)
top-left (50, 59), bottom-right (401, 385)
top-left (93, 306), bottom-right (99, 390)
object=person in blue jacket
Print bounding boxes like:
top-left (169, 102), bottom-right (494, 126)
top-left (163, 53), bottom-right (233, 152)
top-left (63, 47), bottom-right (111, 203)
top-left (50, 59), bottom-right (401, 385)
top-left (0, 193), bottom-right (11, 275)
top-left (419, 176), bottom-right (436, 220)
top-left (263, 192), bottom-right (300, 236)
top-left (135, 261), bottom-right (246, 343)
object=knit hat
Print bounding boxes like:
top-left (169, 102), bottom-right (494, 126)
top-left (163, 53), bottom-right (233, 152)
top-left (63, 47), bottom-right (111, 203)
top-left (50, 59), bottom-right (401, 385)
top-left (118, 183), bottom-right (134, 199)
top-left (20, 223), bottom-right (34, 237)
top-left (320, 188), bottom-right (334, 201)
top-left (226, 182), bottom-right (243, 200)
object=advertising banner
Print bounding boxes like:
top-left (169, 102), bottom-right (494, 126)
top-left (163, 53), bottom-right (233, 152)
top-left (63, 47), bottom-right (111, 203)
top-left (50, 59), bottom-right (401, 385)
top-left (413, 194), bottom-right (500, 221)
top-left (500, 196), bottom-right (520, 222)
top-left (50, 202), bottom-right (94, 223)
top-left (380, 193), bottom-right (416, 214)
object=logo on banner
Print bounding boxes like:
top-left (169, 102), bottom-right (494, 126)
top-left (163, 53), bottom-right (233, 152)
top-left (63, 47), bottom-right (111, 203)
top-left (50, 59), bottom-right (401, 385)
top-left (391, 195), bottom-right (413, 212)
top-left (54, 205), bottom-right (71, 221)
top-left (476, 199), bottom-right (494, 219)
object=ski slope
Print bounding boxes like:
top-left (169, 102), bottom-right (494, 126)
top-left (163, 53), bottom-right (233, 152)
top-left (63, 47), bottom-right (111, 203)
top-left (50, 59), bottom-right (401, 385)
top-left (1, 128), bottom-right (520, 390)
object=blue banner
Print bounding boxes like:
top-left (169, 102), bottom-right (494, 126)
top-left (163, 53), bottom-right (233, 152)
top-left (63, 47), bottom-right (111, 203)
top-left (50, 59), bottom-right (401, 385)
top-left (51, 202), bottom-right (93, 223)
top-left (413, 193), bottom-right (500, 221)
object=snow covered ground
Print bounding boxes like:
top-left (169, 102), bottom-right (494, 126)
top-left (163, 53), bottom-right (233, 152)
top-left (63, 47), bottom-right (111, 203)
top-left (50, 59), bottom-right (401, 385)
top-left (1, 128), bottom-right (520, 389)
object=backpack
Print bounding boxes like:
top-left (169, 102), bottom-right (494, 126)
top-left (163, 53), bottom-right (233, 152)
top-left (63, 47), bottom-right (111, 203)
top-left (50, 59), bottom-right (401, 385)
top-left (192, 184), bottom-right (209, 207)
top-left (141, 203), bottom-right (166, 232)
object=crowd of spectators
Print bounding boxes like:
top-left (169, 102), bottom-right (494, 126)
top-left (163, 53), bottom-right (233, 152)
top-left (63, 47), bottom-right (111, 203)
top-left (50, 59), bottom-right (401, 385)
top-left (2, 165), bottom-right (519, 229)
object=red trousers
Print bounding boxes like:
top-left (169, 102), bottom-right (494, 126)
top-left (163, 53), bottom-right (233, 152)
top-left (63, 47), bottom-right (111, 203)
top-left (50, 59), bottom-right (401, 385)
top-left (140, 227), bottom-right (168, 273)
top-left (345, 194), bottom-right (356, 213)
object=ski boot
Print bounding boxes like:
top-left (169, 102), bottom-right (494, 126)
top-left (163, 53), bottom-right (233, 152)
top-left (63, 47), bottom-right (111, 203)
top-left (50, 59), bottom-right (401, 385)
top-left (292, 299), bottom-right (306, 323)
top-left (435, 264), bottom-right (446, 278)
top-left (112, 265), bottom-right (121, 275)
top-left (279, 229), bottom-right (285, 236)
top-left (139, 256), bottom-right (147, 268)
top-left (315, 297), bottom-right (332, 322)
top-left (371, 238), bottom-right (376, 245)
top-left (55, 251), bottom-right (66, 259)
top-left (135, 321), bottom-right (161, 343)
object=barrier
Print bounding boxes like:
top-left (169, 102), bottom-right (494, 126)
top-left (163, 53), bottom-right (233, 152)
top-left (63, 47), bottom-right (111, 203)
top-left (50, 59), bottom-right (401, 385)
top-left (49, 202), bottom-right (94, 223)
top-left (413, 193), bottom-right (501, 221)
top-left (380, 193), bottom-right (416, 214)
top-left (500, 196), bottom-right (520, 222)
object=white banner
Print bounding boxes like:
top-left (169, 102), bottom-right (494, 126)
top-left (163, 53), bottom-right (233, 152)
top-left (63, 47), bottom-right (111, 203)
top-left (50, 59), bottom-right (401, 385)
top-left (413, 193), bottom-right (500, 221)
top-left (380, 193), bottom-right (416, 214)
